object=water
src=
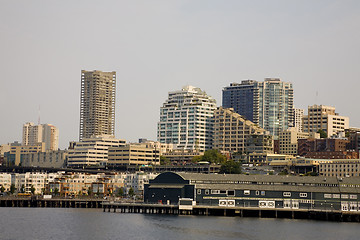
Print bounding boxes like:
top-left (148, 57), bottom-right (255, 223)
top-left (0, 208), bottom-right (359, 240)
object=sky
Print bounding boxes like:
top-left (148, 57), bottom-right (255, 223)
top-left (1, 0), bottom-right (360, 149)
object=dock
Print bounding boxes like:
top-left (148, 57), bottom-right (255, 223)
top-left (0, 197), bottom-right (104, 208)
top-left (102, 202), bottom-right (360, 222)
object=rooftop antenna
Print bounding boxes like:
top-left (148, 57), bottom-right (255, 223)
top-left (38, 105), bottom-right (41, 125)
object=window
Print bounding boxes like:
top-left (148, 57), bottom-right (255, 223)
top-left (244, 190), bottom-right (250, 195)
top-left (300, 193), bottom-right (307, 198)
top-left (261, 191), bottom-right (265, 196)
top-left (255, 190), bottom-right (260, 196)
top-left (220, 190), bottom-right (227, 194)
top-left (211, 190), bottom-right (220, 194)
top-left (227, 190), bottom-right (235, 196)
top-left (205, 189), bottom-right (209, 195)
top-left (283, 192), bottom-right (291, 197)
top-left (197, 189), bottom-right (201, 194)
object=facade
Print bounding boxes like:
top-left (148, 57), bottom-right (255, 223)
top-left (247, 153), bottom-right (295, 165)
top-left (145, 172), bottom-right (360, 213)
top-left (108, 143), bottom-right (160, 166)
top-left (319, 159), bottom-right (360, 177)
top-left (256, 78), bottom-right (294, 139)
top-left (303, 105), bottom-right (349, 137)
top-left (21, 150), bottom-right (68, 168)
top-left (0, 173), bottom-right (12, 192)
top-left (213, 107), bottom-right (267, 154)
top-left (157, 86), bottom-right (217, 152)
top-left (279, 127), bottom-right (312, 156)
top-left (293, 108), bottom-right (304, 132)
top-left (22, 123), bottom-right (59, 151)
top-left (14, 172), bottom-right (50, 194)
top-left (79, 70), bottom-right (116, 140)
top-left (5, 142), bottom-right (45, 166)
top-left (305, 151), bottom-right (358, 160)
top-left (67, 135), bottom-right (126, 167)
top-left (124, 172), bottom-right (158, 195)
top-left (161, 149), bottom-right (202, 165)
top-left (246, 134), bottom-right (273, 154)
top-left (222, 78), bottom-right (294, 139)
top-left (298, 138), bottom-right (350, 157)
top-left (222, 80), bottom-right (257, 122)
top-left (347, 128), bottom-right (360, 154)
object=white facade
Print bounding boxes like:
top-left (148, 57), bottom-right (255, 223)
top-left (279, 127), bottom-right (311, 156)
top-left (67, 135), bottom-right (126, 167)
top-left (157, 86), bottom-right (217, 152)
top-left (0, 173), bottom-right (12, 192)
top-left (293, 108), bottom-right (304, 132)
top-left (22, 123), bottom-right (59, 151)
top-left (124, 172), bottom-right (158, 194)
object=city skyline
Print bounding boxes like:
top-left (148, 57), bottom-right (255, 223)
top-left (1, 1), bottom-right (359, 149)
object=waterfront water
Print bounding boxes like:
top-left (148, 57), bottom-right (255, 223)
top-left (0, 208), bottom-right (360, 240)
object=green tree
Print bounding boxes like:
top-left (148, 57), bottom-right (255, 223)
top-left (87, 187), bottom-right (92, 196)
top-left (0, 186), bottom-right (5, 193)
top-left (219, 160), bottom-right (241, 174)
top-left (30, 185), bottom-right (35, 195)
top-left (317, 129), bottom-right (327, 138)
top-left (160, 156), bottom-right (171, 165)
top-left (20, 184), bottom-right (25, 193)
top-left (54, 188), bottom-right (59, 196)
top-left (9, 184), bottom-right (16, 194)
top-left (193, 149), bottom-right (227, 164)
top-left (116, 187), bottom-right (124, 197)
top-left (128, 187), bottom-right (135, 197)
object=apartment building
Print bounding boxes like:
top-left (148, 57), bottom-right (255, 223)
top-left (23, 122), bottom-right (59, 151)
top-left (222, 78), bottom-right (294, 139)
top-left (4, 142), bottom-right (45, 166)
top-left (213, 107), bottom-right (267, 154)
top-left (279, 127), bottom-right (314, 156)
top-left (293, 108), bottom-right (304, 132)
top-left (157, 86), bottom-right (217, 152)
top-left (303, 105), bottom-right (349, 137)
top-left (0, 173), bottom-right (12, 192)
top-left (79, 70), bottom-right (116, 140)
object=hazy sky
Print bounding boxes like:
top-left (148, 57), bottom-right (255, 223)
top-left (1, 0), bottom-right (359, 149)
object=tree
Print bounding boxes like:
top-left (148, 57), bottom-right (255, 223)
top-left (317, 129), bottom-right (327, 138)
top-left (128, 187), bottom-right (135, 197)
top-left (202, 149), bottom-right (227, 164)
top-left (0, 186), bottom-right (5, 193)
top-left (87, 188), bottom-right (92, 196)
top-left (30, 185), bottom-right (35, 195)
top-left (9, 184), bottom-right (16, 194)
top-left (54, 188), bottom-right (59, 196)
top-left (192, 149), bottom-right (227, 164)
top-left (219, 160), bottom-right (241, 174)
top-left (20, 184), bottom-right (25, 193)
top-left (160, 156), bottom-right (171, 165)
top-left (116, 187), bottom-right (124, 197)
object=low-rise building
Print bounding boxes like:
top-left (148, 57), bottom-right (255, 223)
top-left (21, 150), bottom-right (68, 168)
top-left (319, 159), bottom-right (360, 177)
top-left (108, 143), bottom-right (160, 166)
top-left (161, 149), bottom-right (202, 165)
top-left (247, 153), bottom-right (295, 165)
top-left (67, 135), bottom-right (126, 167)
top-left (279, 128), bottom-right (318, 156)
top-left (0, 173), bottom-right (12, 192)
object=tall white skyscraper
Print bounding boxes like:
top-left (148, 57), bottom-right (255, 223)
top-left (157, 86), bottom-right (216, 152)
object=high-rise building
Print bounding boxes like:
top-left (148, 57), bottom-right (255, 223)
top-left (222, 78), bottom-right (294, 139)
top-left (256, 78), bottom-right (294, 139)
top-left (157, 86), bottom-right (216, 152)
top-left (303, 105), bottom-right (349, 137)
top-left (22, 122), bottom-right (59, 151)
top-left (293, 108), bottom-right (304, 132)
top-left (222, 80), bottom-right (257, 122)
top-left (79, 70), bottom-right (116, 141)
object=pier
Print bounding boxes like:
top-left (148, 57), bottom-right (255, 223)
top-left (0, 197), bottom-right (104, 208)
top-left (102, 202), bottom-right (360, 222)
